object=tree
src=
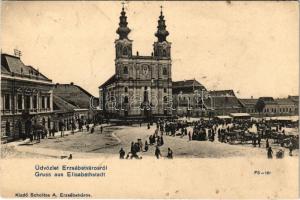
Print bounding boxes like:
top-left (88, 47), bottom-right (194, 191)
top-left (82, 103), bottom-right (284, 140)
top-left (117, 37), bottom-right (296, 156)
top-left (255, 99), bottom-right (266, 116)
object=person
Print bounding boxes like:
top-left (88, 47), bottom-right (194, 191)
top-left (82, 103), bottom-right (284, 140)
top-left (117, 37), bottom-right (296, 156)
top-left (155, 146), bottom-right (161, 159)
top-left (161, 136), bottom-right (164, 146)
top-left (90, 126), bottom-right (95, 134)
top-left (144, 141), bottom-right (149, 152)
top-left (119, 148), bottom-right (125, 159)
top-left (167, 148), bottom-right (173, 159)
top-left (157, 136), bottom-right (161, 146)
top-left (267, 147), bottom-right (273, 159)
top-left (266, 138), bottom-right (269, 149)
top-left (78, 120), bottom-right (83, 132)
top-left (71, 121), bottom-right (75, 134)
top-left (188, 131), bottom-right (191, 141)
top-left (257, 134), bottom-right (261, 148)
top-left (59, 121), bottom-right (65, 137)
top-left (147, 123), bottom-right (150, 129)
top-left (288, 140), bottom-right (293, 156)
top-left (149, 135), bottom-right (153, 145)
top-left (276, 148), bottom-right (284, 159)
top-left (212, 129), bottom-right (215, 142)
top-left (100, 126), bottom-right (103, 134)
top-left (253, 135), bottom-right (257, 147)
top-left (37, 129), bottom-right (41, 143)
top-left (86, 124), bottom-right (90, 132)
top-left (130, 142), bottom-right (135, 153)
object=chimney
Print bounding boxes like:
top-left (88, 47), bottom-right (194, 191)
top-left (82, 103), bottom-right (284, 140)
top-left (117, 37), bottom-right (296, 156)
top-left (136, 51), bottom-right (139, 56)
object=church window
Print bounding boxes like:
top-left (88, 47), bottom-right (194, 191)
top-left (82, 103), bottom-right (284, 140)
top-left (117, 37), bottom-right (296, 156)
top-left (25, 95), bottom-right (31, 110)
top-left (125, 87), bottom-right (128, 93)
top-left (6, 121), bottom-right (10, 135)
top-left (163, 49), bottom-right (167, 57)
top-left (33, 95), bottom-right (37, 109)
top-left (164, 96), bottom-right (168, 103)
top-left (123, 66), bottom-right (128, 74)
top-left (4, 94), bottom-right (10, 110)
top-left (163, 67), bottom-right (167, 75)
top-left (164, 88), bottom-right (167, 93)
top-left (123, 47), bottom-right (128, 56)
top-left (144, 90), bottom-right (148, 102)
top-left (17, 94), bottom-right (22, 110)
top-left (124, 96), bottom-right (129, 103)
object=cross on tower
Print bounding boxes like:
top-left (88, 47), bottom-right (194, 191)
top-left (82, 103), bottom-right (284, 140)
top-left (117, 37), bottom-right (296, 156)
top-left (160, 5), bottom-right (163, 14)
top-left (122, 1), bottom-right (125, 9)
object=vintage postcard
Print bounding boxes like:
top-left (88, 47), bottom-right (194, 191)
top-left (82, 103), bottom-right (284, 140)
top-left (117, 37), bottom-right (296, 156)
top-left (0, 1), bottom-right (299, 199)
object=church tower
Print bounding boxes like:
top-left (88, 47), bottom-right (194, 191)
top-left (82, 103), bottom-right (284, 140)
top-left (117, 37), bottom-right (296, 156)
top-left (153, 6), bottom-right (171, 59)
top-left (100, 4), bottom-right (173, 118)
top-left (115, 4), bottom-right (132, 59)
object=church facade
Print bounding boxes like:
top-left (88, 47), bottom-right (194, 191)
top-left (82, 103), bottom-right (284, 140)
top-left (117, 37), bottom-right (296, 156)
top-left (99, 6), bottom-right (172, 118)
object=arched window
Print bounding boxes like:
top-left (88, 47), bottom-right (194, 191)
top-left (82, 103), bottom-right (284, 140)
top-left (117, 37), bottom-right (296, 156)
top-left (163, 49), bottom-right (167, 57)
top-left (164, 96), bottom-right (168, 103)
top-left (5, 121), bottom-right (10, 136)
top-left (42, 118), bottom-right (46, 126)
top-left (123, 66), bottom-right (128, 74)
top-left (123, 47), bottom-right (128, 55)
top-left (124, 96), bottom-right (129, 103)
top-left (163, 67), bottom-right (167, 75)
top-left (124, 87), bottom-right (128, 93)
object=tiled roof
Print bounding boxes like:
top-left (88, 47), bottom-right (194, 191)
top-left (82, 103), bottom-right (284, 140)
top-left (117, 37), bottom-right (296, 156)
top-left (288, 95), bottom-right (299, 102)
top-left (1, 53), bottom-right (51, 82)
top-left (53, 95), bottom-right (78, 113)
top-left (239, 98), bottom-right (258, 106)
top-left (204, 90), bottom-right (244, 109)
top-left (99, 74), bottom-right (116, 88)
top-left (209, 90), bottom-right (235, 97)
top-left (53, 83), bottom-right (96, 109)
top-left (172, 79), bottom-right (206, 94)
top-left (275, 98), bottom-right (295, 105)
top-left (54, 83), bottom-right (94, 97)
top-left (258, 97), bottom-right (277, 105)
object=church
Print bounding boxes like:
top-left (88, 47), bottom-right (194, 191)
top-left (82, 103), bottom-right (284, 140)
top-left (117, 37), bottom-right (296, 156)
top-left (99, 5), bottom-right (172, 119)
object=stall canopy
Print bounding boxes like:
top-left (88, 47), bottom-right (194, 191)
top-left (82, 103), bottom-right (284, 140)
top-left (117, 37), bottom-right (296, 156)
top-left (215, 115), bottom-right (232, 120)
top-left (266, 116), bottom-right (299, 122)
top-left (230, 113), bottom-right (251, 119)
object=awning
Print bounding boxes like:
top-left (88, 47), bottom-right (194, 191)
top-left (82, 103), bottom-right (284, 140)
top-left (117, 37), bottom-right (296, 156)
top-left (230, 113), bottom-right (251, 117)
top-left (215, 115), bottom-right (232, 119)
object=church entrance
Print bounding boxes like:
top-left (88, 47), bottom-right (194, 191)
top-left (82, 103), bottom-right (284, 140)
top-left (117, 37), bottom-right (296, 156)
top-left (141, 87), bottom-right (152, 120)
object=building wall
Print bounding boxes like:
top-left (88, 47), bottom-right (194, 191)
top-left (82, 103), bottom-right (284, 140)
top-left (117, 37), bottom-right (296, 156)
top-left (53, 84), bottom-right (93, 108)
top-left (1, 77), bottom-right (53, 138)
top-left (244, 103), bottom-right (296, 116)
top-left (100, 57), bottom-right (172, 118)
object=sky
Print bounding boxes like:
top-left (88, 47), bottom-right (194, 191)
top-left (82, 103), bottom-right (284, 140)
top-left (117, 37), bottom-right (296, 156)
top-left (1, 1), bottom-right (298, 98)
